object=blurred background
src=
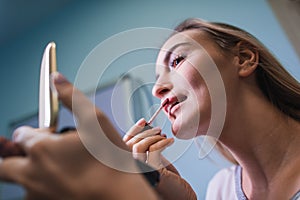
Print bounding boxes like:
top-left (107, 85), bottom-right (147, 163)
top-left (0, 0), bottom-right (299, 199)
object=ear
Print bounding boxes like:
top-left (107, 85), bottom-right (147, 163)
top-left (234, 42), bottom-right (259, 77)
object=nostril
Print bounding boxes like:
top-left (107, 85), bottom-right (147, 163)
top-left (153, 87), bottom-right (170, 98)
top-left (152, 82), bottom-right (172, 98)
top-left (159, 88), bottom-right (169, 95)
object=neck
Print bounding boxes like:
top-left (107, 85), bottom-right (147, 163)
top-left (219, 87), bottom-right (300, 198)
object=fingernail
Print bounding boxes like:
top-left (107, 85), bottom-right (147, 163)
top-left (136, 118), bottom-right (145, 125)
top-left (137, 118), bottom-right (146, 126)
top-left (51, 72), bottom-right (67, 84)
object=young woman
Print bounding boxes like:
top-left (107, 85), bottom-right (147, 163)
top-left (124, 18), bottom-right (300, 200)
top-left (0, 18), bottom-right (299, 200)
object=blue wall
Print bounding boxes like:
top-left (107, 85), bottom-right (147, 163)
top-left (1, 0), bottom-right (299, 199)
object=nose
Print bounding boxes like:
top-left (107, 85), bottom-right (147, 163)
top-left (152, 77), bottom-right (172, 99)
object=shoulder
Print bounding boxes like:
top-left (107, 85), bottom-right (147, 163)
top-left (205, 165), bottom-right (239, 200)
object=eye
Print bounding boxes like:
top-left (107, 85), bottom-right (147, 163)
top-left (170, 55), bottom-right (185, 69)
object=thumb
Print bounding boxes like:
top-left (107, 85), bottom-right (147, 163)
top-left (123, 118), bottom-right (147, 142)
top-left (51, 72), bottom-right (75, 112)
top-left (51, 72), bottom-right (129, 151)
top-left (51, 72), bottom-right (97, 126)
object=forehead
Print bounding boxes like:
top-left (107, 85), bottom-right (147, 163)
top-left (157, 30), bottom-right (214, 62)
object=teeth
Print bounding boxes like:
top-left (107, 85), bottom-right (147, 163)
top-left (178, 96), bottom-right (187, 102)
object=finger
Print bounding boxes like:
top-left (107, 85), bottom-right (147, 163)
top-left (13, 126), bottom-right (58, 153)
top-left (52, 72), bottom-right (97, 125)
top-left (12, 126), bottom-right (50, 140)
top-left (0, 157), bottom-right (27, 183)
top-left (125, 127), bottom-right (161, 149)
top-left (13, 126), bottom-right (40, 151)
top-left (123, 118), bottom-right (147, 142)
top-left (51, 72), bottom-right (74, 112)
top-left (148, 138), bottom-right (174, 152)
top-left (52, 72), bottom-right (129, 151)
top-left (132, 135), bottom-right (166, 153)
top-left (131, 134), bottom-right (166, 162)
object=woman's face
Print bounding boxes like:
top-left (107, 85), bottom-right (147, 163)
top-left (153, 30), bottom-right (237, 139)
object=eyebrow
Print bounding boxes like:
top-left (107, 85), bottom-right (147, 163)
top-left (163, 42), bottom-right (191, 65)
top-left (155, 42), bottom-right (192, 80)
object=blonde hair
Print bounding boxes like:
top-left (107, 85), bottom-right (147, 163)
top-left (174, 18), bottom-right (300, 163)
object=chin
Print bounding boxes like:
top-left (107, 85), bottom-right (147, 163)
top-left (171, 119), bottom-right (199, 140)
top-left (171, 111), bottom-right (210, 139)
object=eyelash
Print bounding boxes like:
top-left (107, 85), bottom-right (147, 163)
top-left (169, 54), bottom-right (185, 69)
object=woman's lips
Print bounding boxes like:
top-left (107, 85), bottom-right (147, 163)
top-left (169, 102), bottom-right (180, 118)
top-left (164, 95), bottom-right (187, 118)
top-left (164, 97), bottom-right (177, 116)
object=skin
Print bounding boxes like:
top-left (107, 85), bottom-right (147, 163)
top-left (0, 29), bottom-right (298, 199)
top-left (123, 118), bottom-right (197, 200)
top-left (0, 73), bottom-right (159, 200)
top-left (125, 30), bottom-right (300, 199)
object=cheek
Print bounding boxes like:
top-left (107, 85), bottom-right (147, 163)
top-left (177, 63), bottom-right (202, 89)
top-left (178, 67), bottom-right (212, 137)
top-left (194, 83), bottom-right (212, 135)
top-left (184, 66), bottom-right (210, 108)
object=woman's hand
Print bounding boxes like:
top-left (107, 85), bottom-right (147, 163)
top-left (123, 118), bottom-right (174, 169)
top-left (0, 73), bottom-right (159, 200)
top-left (124, 119), bottom-right (197, 200)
